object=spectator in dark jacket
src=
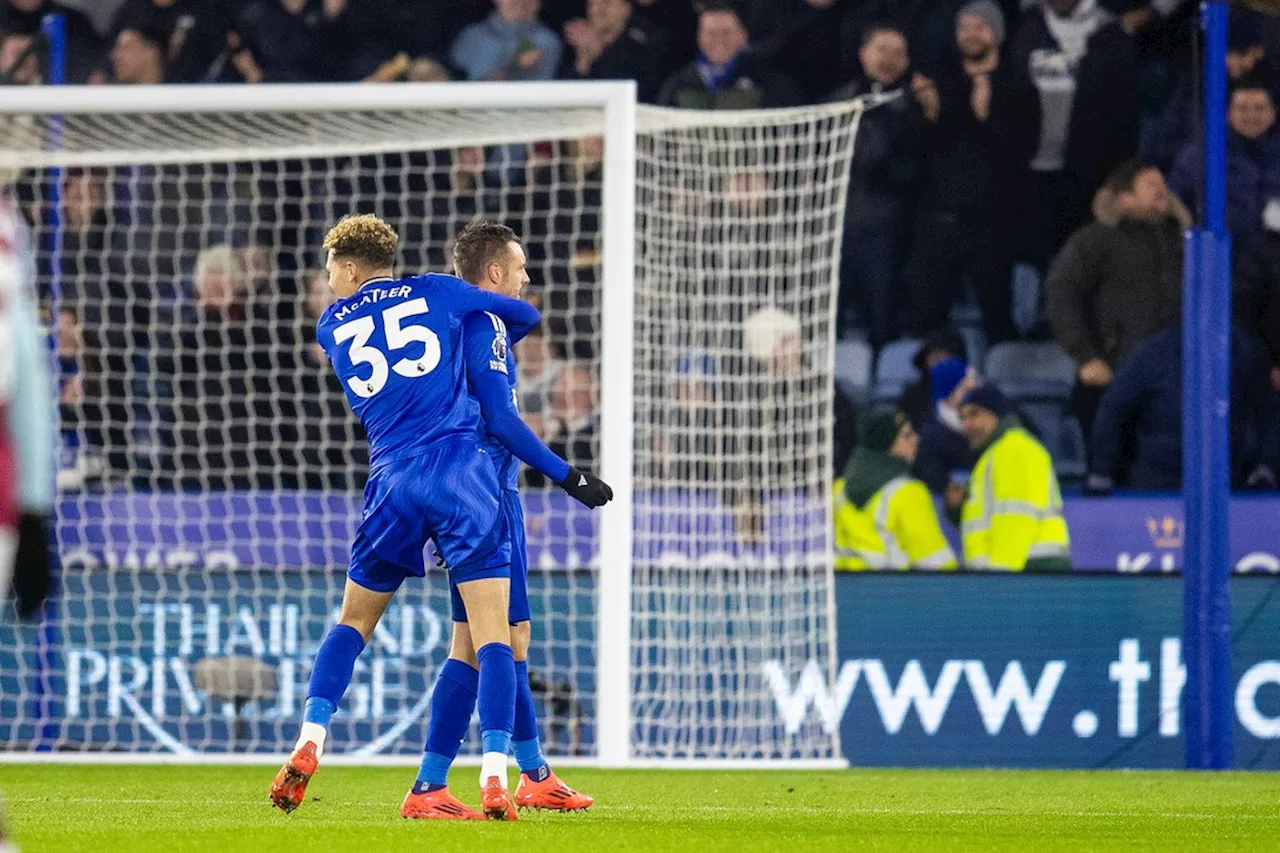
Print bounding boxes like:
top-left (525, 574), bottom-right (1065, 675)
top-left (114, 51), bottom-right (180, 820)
top-left (110, 0), bottom-right (235, 83)
top-left (902, 0), bottom-right (1039, 344)
top-left (1169, 83), bottom-right (1280, 241)
top-left (233, 0), bottom-right (359, 82)
top-left (1047, 159), bottom-right (1188, 440)
top-left (562, 0), bottom-right (667, 102)
top-left (1235, 227), bottom-right (1280, 389)
top-left (745, 0), bottom-right (851, 103)
top-left (1087, 326), bottom-right (1278, 492)
top-left (656, 1), bottom-right (802, 110)
top-left (898, 328), bottom-right (969, 427)
top-left (1007, 0), bottom-right (1140, 270)
top-left (394, 0), bottom-right (487, 61)
top-left (915, 356), bottom-right (981, 503)
top-left (0, 0), bottom-right (101, 83)
top-left (1141, 7), bottom-right (1280, 170)
top-left (826, 22), bottom-right (921, 344)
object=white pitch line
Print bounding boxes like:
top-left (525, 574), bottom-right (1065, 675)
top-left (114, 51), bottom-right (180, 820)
top-left (5, 798), bottom-right (1277, 821)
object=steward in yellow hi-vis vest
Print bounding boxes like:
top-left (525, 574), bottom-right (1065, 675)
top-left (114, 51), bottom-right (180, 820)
top-left (833, 410), bottom-right (957, 571)
top-left (958, 386), bottom-right (1071, 571)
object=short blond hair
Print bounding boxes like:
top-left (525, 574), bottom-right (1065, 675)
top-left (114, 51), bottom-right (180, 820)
top-left (323, 214), bottom-right (399, 269)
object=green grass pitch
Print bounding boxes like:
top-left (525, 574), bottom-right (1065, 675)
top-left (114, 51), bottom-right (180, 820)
top-left (4, 765), bottom-right (1278, 852)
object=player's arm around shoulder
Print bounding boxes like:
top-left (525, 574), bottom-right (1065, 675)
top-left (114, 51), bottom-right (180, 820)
top-left (437, 272), bottom-right (541, 338)
top-left (461, 310), bottom-right (511, 380)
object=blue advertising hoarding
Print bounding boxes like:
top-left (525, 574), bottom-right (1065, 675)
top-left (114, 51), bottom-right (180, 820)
top-left (5, 569), bottom-right (1280, 765)
top-left (805, 573), bottom-right (1280, 768)
top-left (0, 569), bottom-right (597, 756)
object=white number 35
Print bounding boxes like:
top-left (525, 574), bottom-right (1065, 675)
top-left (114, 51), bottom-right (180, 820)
top-left (332, 297), bottom-right (441, 398)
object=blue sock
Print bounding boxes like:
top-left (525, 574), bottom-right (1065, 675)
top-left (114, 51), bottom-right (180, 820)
top-left (306, 624), bottom-right (365, 707)
top-left (415, 659), bottom-right (479, 794)
top-left (476, 642), bottom-right (516, 756)
top-left (303, 697), bottom-right (336, 727)
top-left (513, 660), bottom-right (550, 781)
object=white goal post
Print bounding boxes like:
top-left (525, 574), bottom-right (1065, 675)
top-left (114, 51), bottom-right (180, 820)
top-left (0, 82), bottom-right (864, 767)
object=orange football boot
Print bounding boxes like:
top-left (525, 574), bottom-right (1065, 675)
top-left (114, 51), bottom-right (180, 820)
top-left (400, 787), bottom-right (485, 820)
top-left (480, 776), bottom-right (518, 821)
top-left (269, 741), bottom-right (319, 813)
top-left (515, 772), bottom-right (594, 812)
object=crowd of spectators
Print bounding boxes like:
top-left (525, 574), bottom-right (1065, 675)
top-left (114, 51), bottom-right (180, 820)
top-left (5, 0), bottom-right (1280, 500)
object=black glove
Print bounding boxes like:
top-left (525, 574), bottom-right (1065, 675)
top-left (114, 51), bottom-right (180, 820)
top-left (12, 512), bottom-right (53, 621)
top-left (557, 467), bottom-right (614, 509)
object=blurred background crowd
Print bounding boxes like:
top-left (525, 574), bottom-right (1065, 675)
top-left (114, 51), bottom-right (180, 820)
top-left (5, 0), bottom-right (1280, 504)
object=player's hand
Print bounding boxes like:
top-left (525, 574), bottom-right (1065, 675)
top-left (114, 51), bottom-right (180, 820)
top-left (1078, 358), bottom-right (1113, 387)
top-left (911, 73), bottom-right (940, 122)
top-left (12, 512), bottom-right (53, 621)
top-left (558, 467), bottom-right (613, 509)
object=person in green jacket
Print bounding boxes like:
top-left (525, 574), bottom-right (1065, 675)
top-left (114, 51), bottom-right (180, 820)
top-left (833, 409), bottom-right (956, 571)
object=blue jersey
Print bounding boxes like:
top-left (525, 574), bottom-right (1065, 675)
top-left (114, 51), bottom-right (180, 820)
top-left (316, 273), bottom-right (541, 471)
top-left (462, 311), bottom-right (570, 491)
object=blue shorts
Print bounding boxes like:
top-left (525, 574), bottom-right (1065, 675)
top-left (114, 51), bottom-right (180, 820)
top-left (348, 439), bottom-right (511, 594)
top-left (451, 489), bottom-right (530, 625)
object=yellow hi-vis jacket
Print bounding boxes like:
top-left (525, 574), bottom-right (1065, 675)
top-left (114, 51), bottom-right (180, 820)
top-left (833, 477), bottom-right (957, 571)
top-left (961, 422), bottom-right (1072, 571)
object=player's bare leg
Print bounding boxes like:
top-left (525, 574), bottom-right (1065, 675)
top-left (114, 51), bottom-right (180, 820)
top-left (456, 578), bottom-right (519, 821)
top-left (271, 579), bottom-right (393, 813)
top-left (507, 622), bottom-right (594, 811)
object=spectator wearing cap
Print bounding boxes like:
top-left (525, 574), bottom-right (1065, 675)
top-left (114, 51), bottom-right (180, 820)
top-left (110, 24), bottom-right (166, 84)
top-left (0, 0), bottom-right (102, 83)
top-left (833, 409), bottom-right (956, 571)
top-left (562, 0), bottom-right (668, 102)
top-left (959, 385), bottom-right (1071, 571)
top-left (451, 0), bottom-right (562, 81)
top-left (826, 22), bottom-right (923, 345)
top-left (1006, 0), bottom-right (1140, 275)
top-left (902, 0), bottom-right (1039, 345)
top-left (656, 1), bottom-right (802, 110)
top-left (1046, 159), bottom-right (1188, 440)
top-left (914, 356), bottom-right (980, 502)
top-left (898, 328), bottom-right (967, 426)
top-left (1169, 82), bottom-right (1280, 241)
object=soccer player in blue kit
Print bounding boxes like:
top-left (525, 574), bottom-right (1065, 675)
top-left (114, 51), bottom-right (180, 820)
top-left (401, 222), bottom-right (611, 820)
top-left (270, 214), bottom-right (554, 820)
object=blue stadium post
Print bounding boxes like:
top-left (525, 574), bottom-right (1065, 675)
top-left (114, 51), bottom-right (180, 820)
top-left (35, 12), bottom-right (66, 753)
top-left (1181, 0), bottom-right (1233, 770)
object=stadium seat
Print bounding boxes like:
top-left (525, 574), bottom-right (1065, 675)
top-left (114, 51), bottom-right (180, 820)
top-left (872, 338), bottom-right (922, 404)
top-left (834, 339), bottom-right (873, 403)
top-left (959, 326), bottom-right (987, 370)
top-left (983, 341), bottom-right (1076, 401)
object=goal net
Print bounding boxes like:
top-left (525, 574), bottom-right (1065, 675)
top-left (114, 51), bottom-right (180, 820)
top-left (0, 83), bottom-right (862, 763)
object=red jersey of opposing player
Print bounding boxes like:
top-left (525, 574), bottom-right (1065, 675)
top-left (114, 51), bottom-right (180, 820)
top-left (0, 192), bottom-right (24, 533)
